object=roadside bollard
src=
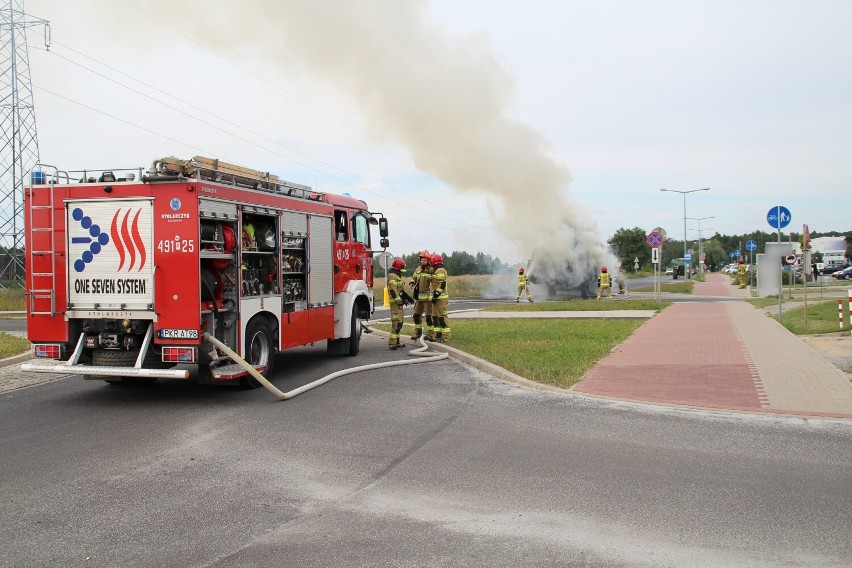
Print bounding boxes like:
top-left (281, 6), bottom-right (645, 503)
top-left (840, 300), bottom-right (844, 331)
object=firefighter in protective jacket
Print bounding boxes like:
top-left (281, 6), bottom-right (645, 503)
top-left (596, 266), bottom-right (613, 300)
top-left (387, 258), bottom-right (413, 349)
top-left (516, 267), bottom-right (533, 302)
top-left (736, 258), bottom-right (747, 288)
top-left (409, 250), bottom-right (434, 341)
top-left (430, 253), bottom-right (450, 341)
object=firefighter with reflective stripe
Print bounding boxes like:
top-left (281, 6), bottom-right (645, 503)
top-left (387, 257), bottom-right (410, 349)
top-left (736, 258), bottom-right (747, 288)
top-left (516, 267), bottom-right (533, 302)
top-left (430, 253), bottom-right (450, 341)
top-left (596, 266), bottom-right (612, 300)
top-left (409, 250), bottom-right (434, 341)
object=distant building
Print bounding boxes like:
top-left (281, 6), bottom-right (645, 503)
top-left (810, 236), bottom-right (848, 266)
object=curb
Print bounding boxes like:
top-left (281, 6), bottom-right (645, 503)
top-left (368, 327), bottom-right (564, 394)
top-left (0, 351), bottom-right (31, 369)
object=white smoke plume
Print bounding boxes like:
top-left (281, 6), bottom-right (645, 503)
top-left (180, 0), bottom-right (605, 289)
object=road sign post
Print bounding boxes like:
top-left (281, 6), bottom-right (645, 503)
top-left (767, 206), bottom-right (792, 322)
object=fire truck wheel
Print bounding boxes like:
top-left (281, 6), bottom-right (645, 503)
top-left (347, 304), bottom-right (361, 356)
top-left (240, 319), bottom-right (277, 389)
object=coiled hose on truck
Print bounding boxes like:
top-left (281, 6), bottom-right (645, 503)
top-left (202, 333), bottom-right (448, 401)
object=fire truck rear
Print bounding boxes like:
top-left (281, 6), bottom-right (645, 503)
top-left (22, 156), bottom-right (388, 386)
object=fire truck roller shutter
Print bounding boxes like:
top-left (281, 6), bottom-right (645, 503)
top-left (308, 216), bottom-right (334, 306)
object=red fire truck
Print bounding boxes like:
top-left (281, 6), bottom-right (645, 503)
top-left (22, 156), bottom-right (388, 386)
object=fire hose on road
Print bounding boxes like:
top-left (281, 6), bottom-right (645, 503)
top-left (202, 332), bottom-right (448, 401)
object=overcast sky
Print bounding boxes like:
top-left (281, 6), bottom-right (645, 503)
top-left (22, 0), bottom-right (852, 263)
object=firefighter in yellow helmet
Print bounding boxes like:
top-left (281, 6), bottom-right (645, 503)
top-left (596, 266), bottom-right (613, 300)
top-left (430, 253), bottom-right (450, 342)
top-left (516, 267), bottom-right (533, 302)
top-left (409, 250), bottom-right (434, 341)
top-left (736, 257), bottom-right (748, 289)
top-left (387, 257), bottom-right (413, 349)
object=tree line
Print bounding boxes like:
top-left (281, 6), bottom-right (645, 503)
top-left (607, 227), bottom-right (852, 272)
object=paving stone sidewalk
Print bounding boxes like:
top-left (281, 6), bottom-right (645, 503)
top-left (575, 273), bottom-right (852, 418)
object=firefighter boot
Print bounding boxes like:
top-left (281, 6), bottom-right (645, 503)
top-left (434, 332), bottom-right (444, 343)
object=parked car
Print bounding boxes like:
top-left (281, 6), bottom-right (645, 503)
top-left (832, 266), bottom-right (852, 280)
top-left (665, 267), bottom-right (673, 275)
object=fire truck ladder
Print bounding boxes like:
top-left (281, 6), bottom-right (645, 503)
top-left (150, 156), bottom-right (319, 201)
top-left (27, 166), bottom-right (68, 316)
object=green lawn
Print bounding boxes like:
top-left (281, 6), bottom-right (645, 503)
top-left (631, 281), bottom-right (694, 294)
top-left (0, 332), bottom-right (30, 359)
top-left (0, 288), bottom-right (25, 311)
top-left (771, 299), bottom-right (851, 335)
top-left (374, 317), bottom-right (643, 389)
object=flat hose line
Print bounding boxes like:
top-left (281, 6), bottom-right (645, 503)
top-left (203, 333), bottom-right (448, 401)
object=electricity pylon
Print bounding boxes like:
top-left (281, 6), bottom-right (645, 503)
top-left (0, 0), bottom-right (49, 287)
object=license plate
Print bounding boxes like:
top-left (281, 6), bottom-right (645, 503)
top-left (159, 329), bottom-right (199, 339)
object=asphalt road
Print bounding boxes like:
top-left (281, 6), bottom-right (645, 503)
top-left (2, 333), bottom-right (850, 567)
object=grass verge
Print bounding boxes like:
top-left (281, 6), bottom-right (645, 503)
top-left (0, 332), bottom-right (30, 359)
top-left (631, 281), bottom-right (694, 294)
top-left (374, 318), bottom-right (644, 389)
top-left (485, 298), bottom-right (667, 311)
top-left (0, 288), bottom-right (25, 311)
top-left (770, 299), bottom-right (851, 335)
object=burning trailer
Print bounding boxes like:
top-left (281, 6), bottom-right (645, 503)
top-left (526, 241), bottom-right (605, 300)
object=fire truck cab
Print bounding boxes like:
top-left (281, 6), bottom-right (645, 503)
top-left (22, 156), bottom-right (387, 386)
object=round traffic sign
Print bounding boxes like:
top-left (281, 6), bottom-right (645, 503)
top-left (767, 206), bottom-right (791, 229)
top-left (647, 230), bottom-right (664, 248)
top-left (377, 251), bottom-right (394, 269)
top-left (785, 254), bottom-right (797, 265)
top-left (746, 240), bottom-right (757, 251)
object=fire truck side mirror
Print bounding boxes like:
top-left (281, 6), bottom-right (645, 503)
top-left (380, 238), bottom-right (389, 249)
top-left (378, 217), bottom-right (389, 238)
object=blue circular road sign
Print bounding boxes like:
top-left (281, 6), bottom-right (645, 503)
top-left (767, 206), bottom-right (791, 229)
top-left (746, 240), bottom-right (757, 251)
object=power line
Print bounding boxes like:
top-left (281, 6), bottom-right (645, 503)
top-left (32, 84), bottom-right (496, 237)
top-left (35, 40), bottom-right (495, 227)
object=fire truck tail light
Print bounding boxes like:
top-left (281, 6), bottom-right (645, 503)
top-left (162, 347), bottom-right (197, 363)
top-left (33, 344), bottom-right (61, 359)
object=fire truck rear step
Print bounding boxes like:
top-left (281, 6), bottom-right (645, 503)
top-left (21, 361), bottom-right (190, 379)
top-left (211, 363), bottom-right (267, 380)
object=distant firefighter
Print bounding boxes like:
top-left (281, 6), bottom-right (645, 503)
top-left (736, 258), bottom-right (748, 288)
top-left (615, 268), bottom-right (626, 295)
top-left (596, 266), bottom-right (613, 300)
top-left (516, 267), bottom-right (533, 303)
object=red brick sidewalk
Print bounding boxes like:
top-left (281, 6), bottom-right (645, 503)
top-left (574, 302), bottom-right (765, 410)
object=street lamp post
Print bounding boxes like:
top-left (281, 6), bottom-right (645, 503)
top-left (687, 216), bottom-right (715, 272)
top-left (660, 188), bottom-right (710, 278)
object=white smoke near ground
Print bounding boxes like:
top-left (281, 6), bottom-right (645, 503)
top-left (177, 0), bottom-right (605, 293)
